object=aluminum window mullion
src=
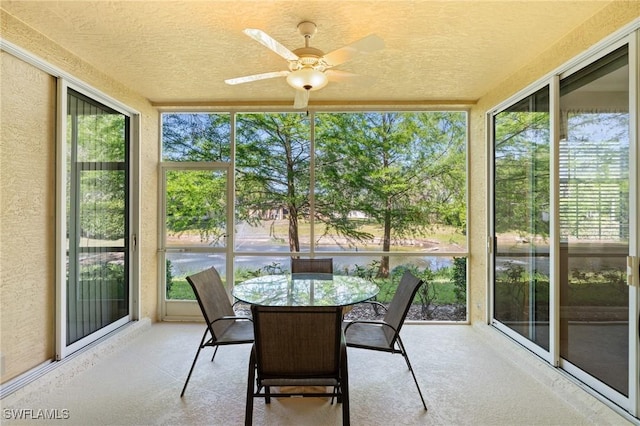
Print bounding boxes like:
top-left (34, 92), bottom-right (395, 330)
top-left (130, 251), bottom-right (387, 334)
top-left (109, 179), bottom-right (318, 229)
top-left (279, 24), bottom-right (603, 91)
top-left (228, 112), bottom-right (236, 288)
top-left (309, 111), bottom-right (316, 256)
top-left (549, 75), bottom-right (561, 368)
top-left (627, 29), bottom-right (639, 419)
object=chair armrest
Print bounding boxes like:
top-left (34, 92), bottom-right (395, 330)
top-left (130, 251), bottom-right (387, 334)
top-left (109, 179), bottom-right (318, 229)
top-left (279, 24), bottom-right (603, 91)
top-left (344, 319), bottom-right (398, 335)
top-left (356, 300), bottom-right (387, 317)
top-left (210, 315), bottom-right (253, 326)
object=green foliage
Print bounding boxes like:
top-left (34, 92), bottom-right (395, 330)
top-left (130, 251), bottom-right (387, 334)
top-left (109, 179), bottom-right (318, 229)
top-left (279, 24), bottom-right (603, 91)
top-left (162, 113), bottom-right (231, 161)
top-left (452, 257), bottom-right (467, 304)
top-left (235, 113), bottom-right (311, 252)
top-left (162, 112), bottom-right (467, 278)
top-left (167, 278), bottom-right (194, 300)
top-left (315, 112), bottom-right (467, 277)
top-left (494, 109), bottom-right (550, 237)
top-left (166, 259), bottom-right (174, 296)
top-left (79, 262), bottom-right (124, 282)
top-left (234, 262), bottom-right (286, 282)
top-left (165, 170), bottom-right (227, 243)
top-left (72, 99), bottom-right (128, 241)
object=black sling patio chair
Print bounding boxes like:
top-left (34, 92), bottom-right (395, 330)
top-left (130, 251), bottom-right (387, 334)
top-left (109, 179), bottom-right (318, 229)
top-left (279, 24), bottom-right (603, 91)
top-left (245, 305), bottom-right (349, 426)
top-left (290, 257), bottom-right (334, 274)
top-left (343, 270), bottom-right (427, 410)
top-left (180, 266), bottom-right (254, 397)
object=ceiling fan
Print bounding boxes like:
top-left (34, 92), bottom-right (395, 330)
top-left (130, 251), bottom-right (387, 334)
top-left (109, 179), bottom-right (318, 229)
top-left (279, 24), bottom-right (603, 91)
top-left (224, 21), bottom-right (384, 109)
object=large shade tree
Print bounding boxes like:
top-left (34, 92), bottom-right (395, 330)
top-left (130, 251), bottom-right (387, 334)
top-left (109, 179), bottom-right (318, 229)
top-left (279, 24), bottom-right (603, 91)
top-left (235, 113), bottom-right (311, 252)
top-left (315, 112), bottom-right (466, 277)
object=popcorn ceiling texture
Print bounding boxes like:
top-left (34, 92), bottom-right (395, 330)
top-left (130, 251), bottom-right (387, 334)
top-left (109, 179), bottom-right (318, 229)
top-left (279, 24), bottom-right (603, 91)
top-left (0, 1), bottom-right (616, 105)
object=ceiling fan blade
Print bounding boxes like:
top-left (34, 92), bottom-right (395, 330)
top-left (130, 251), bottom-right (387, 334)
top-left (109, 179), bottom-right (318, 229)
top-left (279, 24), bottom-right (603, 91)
top-left (322, 34), bottom-right (384, 67)
top-left (243, 28), bottom-right (299, 61)
top-left (225, 70), bottom-right (289, 85)
top-left (293, 89), bottom-right (309, 109)
top-left (325, 69), bottom-right (360, 82)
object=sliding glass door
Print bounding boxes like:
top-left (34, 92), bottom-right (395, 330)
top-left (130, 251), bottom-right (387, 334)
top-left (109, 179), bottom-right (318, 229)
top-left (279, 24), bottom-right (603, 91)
top-left (492, 40), bottom-right (637, 414)
top-left (493, 87), bottom-right (551, 352)
top-left (558, 45), bottom-right (630, 398)
top-left (64, 89), bottom-right (130, 351)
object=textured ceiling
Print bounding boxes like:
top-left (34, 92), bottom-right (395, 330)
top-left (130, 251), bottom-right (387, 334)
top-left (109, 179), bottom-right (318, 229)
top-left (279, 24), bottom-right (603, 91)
top-left (1, 1), bottom-right (613, 107)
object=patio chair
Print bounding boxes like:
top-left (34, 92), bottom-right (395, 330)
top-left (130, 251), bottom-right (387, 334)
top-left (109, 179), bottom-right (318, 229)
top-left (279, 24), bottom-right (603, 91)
top-left (343, 270), bottom-right (427, 410)
top-left (245, 305), bottom-right (349, 426)
top-left (180, 266), bottom-right (254, 397)
top-left (291, 257), bottom-right (334, 274)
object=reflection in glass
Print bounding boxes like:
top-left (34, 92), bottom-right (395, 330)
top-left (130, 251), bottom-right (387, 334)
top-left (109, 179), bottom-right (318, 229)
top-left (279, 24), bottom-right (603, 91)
top-left (232, 274), bottom-right (379, 307)
top-left (559, 46), bottom-right (629, 395)
top-left (66, 89), bottom-right (129, 344)
top-left (493, 86), bottom-right (550, 350)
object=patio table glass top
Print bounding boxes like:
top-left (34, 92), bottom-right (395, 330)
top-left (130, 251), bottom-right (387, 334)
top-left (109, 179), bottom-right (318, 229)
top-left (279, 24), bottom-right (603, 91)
top-left (232, 273), bottom-right (379, 307)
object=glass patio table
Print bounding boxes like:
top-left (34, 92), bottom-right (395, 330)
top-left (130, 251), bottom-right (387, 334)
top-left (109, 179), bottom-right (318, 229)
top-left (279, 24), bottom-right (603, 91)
top-left (232, 273), bottom-right (379, 307)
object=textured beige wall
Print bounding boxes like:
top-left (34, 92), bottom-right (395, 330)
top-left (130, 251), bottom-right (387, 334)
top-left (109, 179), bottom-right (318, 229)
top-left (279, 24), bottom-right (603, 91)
top-left (0, 52), bottom-right (56, 382)
top-left (0, 10), bottom-right (159, 382)
top-left (467, 2), bottom-right (639, 324)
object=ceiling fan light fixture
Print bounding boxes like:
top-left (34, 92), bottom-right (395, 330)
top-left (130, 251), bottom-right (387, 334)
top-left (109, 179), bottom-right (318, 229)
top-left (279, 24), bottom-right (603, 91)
top-left (286, 67), bottom-right (328, 91)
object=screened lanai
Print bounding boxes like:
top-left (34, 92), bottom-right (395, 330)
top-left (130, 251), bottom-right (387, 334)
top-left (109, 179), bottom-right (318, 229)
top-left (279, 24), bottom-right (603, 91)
top-left (1, 1), bottom-right (639, 424)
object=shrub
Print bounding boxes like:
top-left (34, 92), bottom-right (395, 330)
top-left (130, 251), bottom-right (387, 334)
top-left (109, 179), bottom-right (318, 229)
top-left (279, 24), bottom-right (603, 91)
top-left (452, 257), bottom-right (467, 305)
top-left (166, 259), bottom-right (174, 295)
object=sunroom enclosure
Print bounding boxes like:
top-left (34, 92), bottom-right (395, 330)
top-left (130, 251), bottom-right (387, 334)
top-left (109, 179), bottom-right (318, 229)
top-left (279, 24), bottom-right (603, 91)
top-left (2, 2), bottom-right (640, 422)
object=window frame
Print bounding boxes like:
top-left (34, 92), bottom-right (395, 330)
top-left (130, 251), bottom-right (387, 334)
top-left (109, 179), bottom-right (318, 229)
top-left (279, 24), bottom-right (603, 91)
top-left (159, 109), bottom-right (470, 321)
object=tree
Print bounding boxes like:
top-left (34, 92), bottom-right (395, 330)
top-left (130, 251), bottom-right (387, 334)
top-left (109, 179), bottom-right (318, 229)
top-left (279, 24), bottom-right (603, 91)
top-left (162, 113), bottom-right (230, 162)
top-left (161, 113), bottom-right (232, 243)
top-left (235, 113), bottom-right (311, 252)
top-left (161, 111), bottom-right (467, 276)
top-left (494, 110), bottom-right (550, 238)
top-left (316, 112), bottom-right (466, 277)
top-left (165, 170), bottom-right (227, 243)
top-left (75, 112), bottom-right (127, 240)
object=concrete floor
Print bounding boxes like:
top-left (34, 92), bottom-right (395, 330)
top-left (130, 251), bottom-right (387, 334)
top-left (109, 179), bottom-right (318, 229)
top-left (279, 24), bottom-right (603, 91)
top-left (1, 320), bottom-right (634, 425)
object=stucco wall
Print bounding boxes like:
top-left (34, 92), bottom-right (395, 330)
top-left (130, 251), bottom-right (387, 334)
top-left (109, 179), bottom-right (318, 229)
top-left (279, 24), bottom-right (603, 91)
top-left (0, 51), bottom-right (56, 382)
top-left (467, 1), bottom-right (639, 324)
top-left (0, 10), bottom-right (159, 383)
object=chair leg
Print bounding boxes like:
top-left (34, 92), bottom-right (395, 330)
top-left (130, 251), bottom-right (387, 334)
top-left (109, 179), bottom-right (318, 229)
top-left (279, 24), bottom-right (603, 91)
top-left (210, 345), bottom-right (219, 362)
top-left (330, 386), bottom-right (339, 404)
top-left (341, 351), bottom-right (350, 426)
top-left (180, 328), bottom-right (209, 397)
top-left (245, 349), bottom-right (256, 426)
top-left (396, 335), bottom-right (427, 411)
top-left (265, 386), bottom-right (271, 404)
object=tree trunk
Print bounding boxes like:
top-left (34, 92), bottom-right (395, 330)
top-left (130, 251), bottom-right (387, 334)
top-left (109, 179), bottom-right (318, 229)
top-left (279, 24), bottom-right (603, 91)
top-left (288, 206), bottom-right (300, 252)
top-left (377, 203), bottom-right (392, 278)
